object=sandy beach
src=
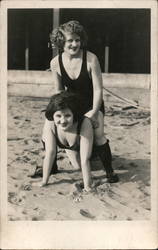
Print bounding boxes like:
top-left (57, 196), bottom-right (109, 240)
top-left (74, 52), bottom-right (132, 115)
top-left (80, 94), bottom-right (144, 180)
top-left (7, 92), bottom-right (150, 221)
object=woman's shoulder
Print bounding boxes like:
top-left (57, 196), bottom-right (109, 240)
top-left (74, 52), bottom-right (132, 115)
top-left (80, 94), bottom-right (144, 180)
top-left (43, 119), bottom-right (56, 133)
top-left (86, 51), bottom-right (99, 65)
top-left (50, 55), bottom-right (60, 72)
top-left (42, 119), bottom-right (56, 142)
top-left (86, 50), bottom-right (97, 59)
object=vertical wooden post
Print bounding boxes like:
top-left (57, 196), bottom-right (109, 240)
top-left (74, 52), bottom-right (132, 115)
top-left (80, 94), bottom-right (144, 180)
top-left (25, 22), bottom-right (29, 70)
top-left (104, 46), bottom-right (109, 73)
top-left (25, 47), bottom-right (29, 70)
top-left (53, 9), bottom-right (59, 29)
top-left (52, 8), bottom-right (60, 58)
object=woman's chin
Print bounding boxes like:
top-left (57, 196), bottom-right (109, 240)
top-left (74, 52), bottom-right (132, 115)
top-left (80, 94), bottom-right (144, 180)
top-left (60, 125), bottom-right (71, 131)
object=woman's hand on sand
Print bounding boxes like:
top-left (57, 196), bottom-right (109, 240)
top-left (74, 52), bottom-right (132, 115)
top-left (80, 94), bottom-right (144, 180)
top-left (39, 182), bottom-right (48, 187)
top-left (31, 181), bottom-right (48, 187)
top-left (82, 187), bottom-right (93, 194)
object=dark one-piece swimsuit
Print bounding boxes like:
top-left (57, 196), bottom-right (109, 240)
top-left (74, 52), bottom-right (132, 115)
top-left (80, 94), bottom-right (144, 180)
top-left (59, 50), bottom-right (105, 115)
top-left (53, 117), bottom-right (84, 151)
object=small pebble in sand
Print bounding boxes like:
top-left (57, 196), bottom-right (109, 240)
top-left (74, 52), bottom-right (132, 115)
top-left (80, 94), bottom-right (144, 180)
top-left (130, 175), bottom-right (137, 180)
top-left (21, 184), bottom-right (32, 191)
top-left (58, 191), bottom-right (65, 195)
top-left (22, 210), bottom-right (27, 215)
top-left (127, 217), bottom-right (133, 220)
top-left (80, 209), bottom-right (95, 219)
top-left (31, 216), bottom-right (38, 221)
top-left (33, 207), bottom-right (39, 210)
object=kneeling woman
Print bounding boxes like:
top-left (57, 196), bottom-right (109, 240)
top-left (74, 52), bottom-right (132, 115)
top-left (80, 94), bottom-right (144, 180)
top-left (41, 91), bottom-right (118, 191)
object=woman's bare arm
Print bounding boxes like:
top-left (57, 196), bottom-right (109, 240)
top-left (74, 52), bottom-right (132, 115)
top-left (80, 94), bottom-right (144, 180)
top-left (50, 57), bottom-right (64, 93)
top-left (41, 119), bottom-right (57, 186)
top-left (85, 52), bottom-right (103, 118)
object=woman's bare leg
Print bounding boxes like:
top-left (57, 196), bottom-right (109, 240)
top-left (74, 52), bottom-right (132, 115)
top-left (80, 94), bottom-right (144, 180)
top-left (94, 111), bottom-right (107, 145)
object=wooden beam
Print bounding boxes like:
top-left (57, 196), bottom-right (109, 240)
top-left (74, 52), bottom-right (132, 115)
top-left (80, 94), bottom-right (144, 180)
top-left (7, 70), bottom-right (151, 89)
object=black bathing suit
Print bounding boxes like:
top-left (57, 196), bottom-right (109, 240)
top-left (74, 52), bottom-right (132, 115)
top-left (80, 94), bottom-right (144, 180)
top-left (53, 117), bottom-right (84, 151)
top-left (59, 50), bottom-right (105, 115)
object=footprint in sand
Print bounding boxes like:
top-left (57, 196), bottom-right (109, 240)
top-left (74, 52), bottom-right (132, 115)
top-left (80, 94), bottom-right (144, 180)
top-left (69, 182), bottom-right (83, 196)
top-left (69, 183), bottom-right (83, 202)
top-left (23, 155), bottom-right (31, 162)
top-left (129, 162), bottom-right (138, 168)
top-left (136, 139), bottom-right (143, 144)
top-left (10, 175), bottom-right (19, 180)
top-left (117, 164), bottom-right (126, 170)
top-left (32, 138), bottom-right (40, 143)
top-left (9, 216), bottom-right (21, 221)
top-left (31, 150), bottom-right (39, 155)
top-left (31, 216), bottom-right (40, 221)
top-left (8, 192), bottom-right (25, 205)
top-left (24, 140), bottom-right (29, 145)
top-left (13, 115), bottom-right (21, 119)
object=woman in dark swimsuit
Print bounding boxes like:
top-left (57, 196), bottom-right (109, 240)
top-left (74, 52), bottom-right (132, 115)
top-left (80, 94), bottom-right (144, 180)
top-left (40, 91), bottom-right (117, 191)
top-left (41, 91), bottom-right (93, 191)
top-left (49, 20), bottom-right (118, 183)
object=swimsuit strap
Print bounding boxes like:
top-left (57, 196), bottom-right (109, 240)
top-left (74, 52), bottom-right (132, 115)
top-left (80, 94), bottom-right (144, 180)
top-left (58, 53), bottom-right (66, 78)
top-left (82, 50), bottom-right (87, 69)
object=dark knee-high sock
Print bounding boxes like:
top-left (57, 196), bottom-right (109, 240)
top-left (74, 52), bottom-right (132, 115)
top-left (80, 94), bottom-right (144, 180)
top-left (96, 139), bottom-right (114, 175)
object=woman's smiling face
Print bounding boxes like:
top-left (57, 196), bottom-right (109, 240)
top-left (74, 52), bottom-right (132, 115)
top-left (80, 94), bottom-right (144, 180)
top-left (63, 32), bottom-right (81, 56)
top-left (53, 108), bottom-right (74, 131)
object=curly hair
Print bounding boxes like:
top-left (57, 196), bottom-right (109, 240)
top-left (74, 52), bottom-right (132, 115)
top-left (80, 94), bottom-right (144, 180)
top-left (49, 20), bottom-right (88, 51)
top-left (45, 91), bottom-right (82, 122)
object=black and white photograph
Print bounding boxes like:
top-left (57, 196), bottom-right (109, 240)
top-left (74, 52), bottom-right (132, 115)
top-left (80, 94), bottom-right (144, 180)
top-left (0, 0), bottom-right (157, 249)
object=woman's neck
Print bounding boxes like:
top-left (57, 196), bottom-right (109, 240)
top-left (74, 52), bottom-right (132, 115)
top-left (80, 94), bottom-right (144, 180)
top-left (63, 50), bottom-right (82, 60)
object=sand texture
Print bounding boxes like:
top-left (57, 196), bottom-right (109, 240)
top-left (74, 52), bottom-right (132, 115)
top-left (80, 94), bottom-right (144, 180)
top-left (7, 95), bottom-right (150, 221)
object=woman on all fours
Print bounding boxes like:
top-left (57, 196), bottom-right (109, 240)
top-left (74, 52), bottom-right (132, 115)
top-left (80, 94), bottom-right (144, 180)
top-left (49, 20), bottom-right (118, 183)
top-left (41, 92), bottom-right (93, 190)
top-left (41, 92), bottom-right (116, 191)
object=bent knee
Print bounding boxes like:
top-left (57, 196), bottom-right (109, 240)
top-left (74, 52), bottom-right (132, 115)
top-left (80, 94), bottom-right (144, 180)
top-left (94, 131), bottom-right (107, 145)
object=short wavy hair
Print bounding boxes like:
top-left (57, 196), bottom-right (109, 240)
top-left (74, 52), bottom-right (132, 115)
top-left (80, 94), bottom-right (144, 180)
top-left (50, 20), bottom-right (88, 51)
top-left (45, 91), bottom-right (82, 122)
